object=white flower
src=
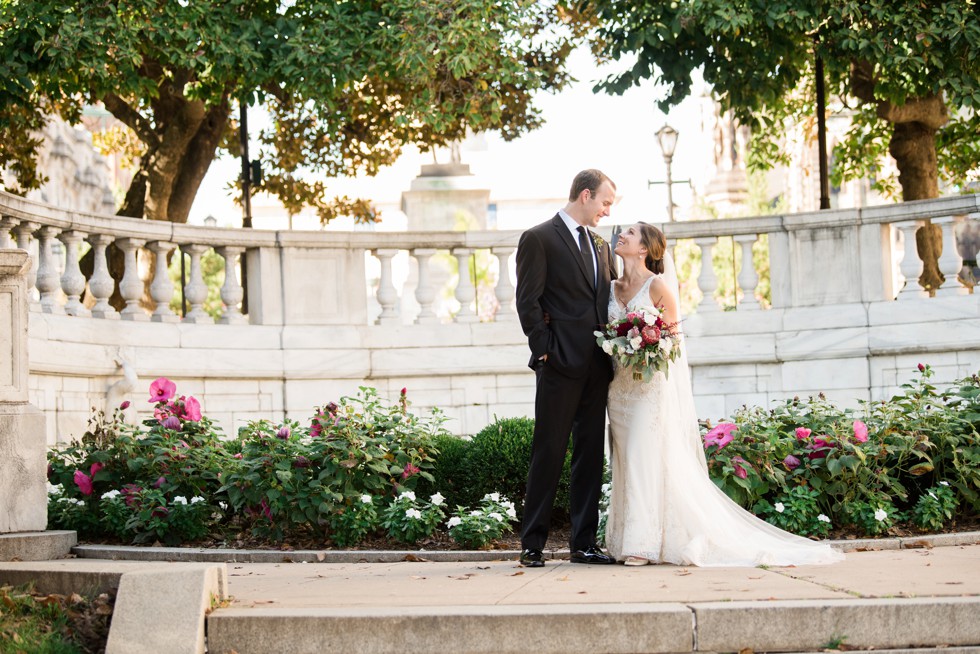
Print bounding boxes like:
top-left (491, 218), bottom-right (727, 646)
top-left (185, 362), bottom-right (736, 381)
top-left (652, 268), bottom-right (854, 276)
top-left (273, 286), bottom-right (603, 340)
top-left (484, 493), bottom-right (500, 503)
top-left (360, 494), bottom-right (373, 504)
top-left (405, 508), bottom-right (422, 520)
top-left (489, 512), bottom-right (504, 522)
top-left (190, 496), bottom-right (205, 504)
top-left (430, 493), bottom-right (445, 506)
top-left (774, 502), bottom-right (785, 513)
top-left (470, 510), bottom-right (482, 517)
top-left (817, 514), bottom-right (831, 523)
top-left (601, 483), bottom-right (611, 494)
top-left (172, 496), bottom-right (188, 505)
top-left (482, 524), bottom-right (491, 531)
top-left (218, 501), bottom-right (228, 511)
top-left (601, 340), bottom-right (615, 355)
top-left (505, 507), bottom-right (517, 519)
top-left (928, 491), bottom-right (937, 500)
top-left (501, 500), bottom-right (515, 510)
top-left (629, 335), bottom-right (643, 350)
top-left (874, 508), bottom-right (888, 522)
top-left (101, 490), bottom-right (121, 500)
top-left (447, 516), bottom-right (462, 528)
top-left (939, 481), bottom-right (949, 486)
top-left (399, 491), bottom-right (416, 502)
top-left (47, 483), bottom-right (63, 496)
top-left (659, 338), bottom-right (672, 354)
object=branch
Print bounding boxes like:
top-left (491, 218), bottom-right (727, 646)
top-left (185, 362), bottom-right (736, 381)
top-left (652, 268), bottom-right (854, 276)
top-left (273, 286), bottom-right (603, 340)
top-left (876, 94), bottom-right (949, 130)
top-left (102, 93), bottom-right (158, 147)
top-left (849, 60), bottom-right (876, 104)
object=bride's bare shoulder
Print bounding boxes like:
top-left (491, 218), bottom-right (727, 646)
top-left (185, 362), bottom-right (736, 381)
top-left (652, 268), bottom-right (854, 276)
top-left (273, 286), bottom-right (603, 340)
top-left (647, 276), bottom-right (678, 311)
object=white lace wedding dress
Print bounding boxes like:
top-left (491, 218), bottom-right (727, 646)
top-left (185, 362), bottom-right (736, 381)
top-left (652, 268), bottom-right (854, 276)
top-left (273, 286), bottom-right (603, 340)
top-left (604, 273), bottom-right (844, 567)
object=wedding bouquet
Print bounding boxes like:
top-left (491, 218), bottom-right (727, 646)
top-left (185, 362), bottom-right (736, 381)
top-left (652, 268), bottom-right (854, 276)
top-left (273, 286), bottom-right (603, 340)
top-left (594, 306), bottom-right (681, 381)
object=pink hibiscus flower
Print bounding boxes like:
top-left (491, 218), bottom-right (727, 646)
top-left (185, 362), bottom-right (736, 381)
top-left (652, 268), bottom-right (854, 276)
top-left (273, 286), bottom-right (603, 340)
top-left (852, 420), bottom-right (868, 443)
top-left (731, 456), bottom-right (750, 479)
top-left (703, 423), bottom-right (738, 450)
top-left (73, 469), bottom-right (93, 496)
top-left (148, 377), bottom-right (177, 404)
top-left (795, 427), bottom-right (812, 441)
top-left (181, 396), bottom-right (202, 422)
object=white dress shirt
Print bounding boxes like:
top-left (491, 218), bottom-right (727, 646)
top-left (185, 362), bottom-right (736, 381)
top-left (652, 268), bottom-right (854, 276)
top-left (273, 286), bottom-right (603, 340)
top-left (558, 209), bottom-right (598, 286)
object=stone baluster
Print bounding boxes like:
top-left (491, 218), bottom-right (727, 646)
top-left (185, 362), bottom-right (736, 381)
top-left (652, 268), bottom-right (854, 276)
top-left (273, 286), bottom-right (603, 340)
top-left (86, 234), bottom-right (118, 319)
top-left (693, 236), bottom-right (721, 313)
top-left (493, 246), bottom-right (516, 321)
top-left (146, 241), bottom-right (178, 322)
top-left (734, 234), bottom-right (760, 309)
top-left (117, 238), bottom-right (148, 321)
top-left (411, 248), bottom-right (438, 325)
top-left (183, 244), bottom-right (213, 324)
top-left (452, 247), bottom-right (478, 322)
top-left (0, 216), bottom-right (16, 248)
top-left (217, 246), bottom-right (246, 324)
top-left (13, 222), bottom-right (39, 310)
top-left (372, 248), bottom-right (400, 325)
top-left (57, 230), bottom-right (90, 317)
top-left (34, 226), bottom-right (64, 314)
top-left (896, 221), bottom-right (927, 299)
top-left (935, 216), bottom-right (966, 296)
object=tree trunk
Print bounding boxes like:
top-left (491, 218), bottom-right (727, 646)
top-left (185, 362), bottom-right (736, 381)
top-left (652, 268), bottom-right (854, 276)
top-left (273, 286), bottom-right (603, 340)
top-left (884, 100), bottom-right (947, 292)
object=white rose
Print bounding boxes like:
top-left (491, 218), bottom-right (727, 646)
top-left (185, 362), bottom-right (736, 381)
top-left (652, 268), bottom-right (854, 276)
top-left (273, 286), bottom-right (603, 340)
top-left (630, 336), bottom-right (643, 350)
top-left (447, 516), bottom-right (462, 528)
top-left (430, 493), bottom-right (445, 506)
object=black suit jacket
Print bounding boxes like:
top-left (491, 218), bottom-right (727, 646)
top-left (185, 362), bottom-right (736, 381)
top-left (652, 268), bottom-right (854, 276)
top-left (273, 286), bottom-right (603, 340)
top-left (515, 214), bottom-right (617, 378)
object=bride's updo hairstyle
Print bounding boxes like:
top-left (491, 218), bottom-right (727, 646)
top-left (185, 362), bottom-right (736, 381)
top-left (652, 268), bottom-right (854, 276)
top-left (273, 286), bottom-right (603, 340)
top-left (637, 222), bottom-right (666, 274)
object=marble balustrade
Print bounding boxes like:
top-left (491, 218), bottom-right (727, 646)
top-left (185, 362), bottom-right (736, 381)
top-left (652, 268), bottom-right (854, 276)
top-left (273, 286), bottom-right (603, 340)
top-left (1, 189), bottom-right (979, 441)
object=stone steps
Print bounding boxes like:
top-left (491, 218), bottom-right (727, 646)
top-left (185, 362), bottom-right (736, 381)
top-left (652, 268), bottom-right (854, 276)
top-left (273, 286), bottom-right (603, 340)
top-left (206, 597), bottom-right (980, 654)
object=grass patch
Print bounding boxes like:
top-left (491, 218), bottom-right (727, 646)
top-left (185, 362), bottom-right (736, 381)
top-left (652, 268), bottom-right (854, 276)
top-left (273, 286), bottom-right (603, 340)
top-left (0, 584), bottom-right (113, 654)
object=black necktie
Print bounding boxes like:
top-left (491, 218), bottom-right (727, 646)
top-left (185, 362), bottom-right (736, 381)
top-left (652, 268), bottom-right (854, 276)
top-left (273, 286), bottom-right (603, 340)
top-left (577, 226), bottom-right (596, 289)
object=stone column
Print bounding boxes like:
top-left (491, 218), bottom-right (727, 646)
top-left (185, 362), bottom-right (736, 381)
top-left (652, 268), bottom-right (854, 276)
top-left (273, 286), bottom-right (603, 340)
top-left (0, 249), bottom-right (48, 536)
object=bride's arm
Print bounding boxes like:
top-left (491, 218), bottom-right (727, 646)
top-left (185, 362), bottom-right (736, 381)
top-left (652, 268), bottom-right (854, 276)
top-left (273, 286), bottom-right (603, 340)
top-left (648, 278), bottom-right (680, 328)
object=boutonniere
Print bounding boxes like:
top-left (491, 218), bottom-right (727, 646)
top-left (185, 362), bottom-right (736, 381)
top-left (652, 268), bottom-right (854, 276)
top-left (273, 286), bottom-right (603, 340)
top-left (591, 231), bottom-right (606, 250)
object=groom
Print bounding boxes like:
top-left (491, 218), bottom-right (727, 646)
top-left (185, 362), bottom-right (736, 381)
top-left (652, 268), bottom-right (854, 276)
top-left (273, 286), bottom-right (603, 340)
top-left (515, 169), bottom-right (618, 567)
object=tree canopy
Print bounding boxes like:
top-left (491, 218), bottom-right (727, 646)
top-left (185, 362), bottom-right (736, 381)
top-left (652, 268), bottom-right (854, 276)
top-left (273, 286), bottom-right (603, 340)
top-left (0, 0), bottom-right (574, 223)
top-left (581, 0), bottom-right (980, 201)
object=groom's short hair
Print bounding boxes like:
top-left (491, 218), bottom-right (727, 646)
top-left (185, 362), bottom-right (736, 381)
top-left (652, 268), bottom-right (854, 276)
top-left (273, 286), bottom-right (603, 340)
top-left (569, 169), bottom-right (616, 201)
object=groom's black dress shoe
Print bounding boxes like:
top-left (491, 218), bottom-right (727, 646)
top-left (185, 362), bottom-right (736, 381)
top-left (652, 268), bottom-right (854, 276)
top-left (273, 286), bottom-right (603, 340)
top-left (519, 548), bottom-right (545, 567)
top-left (570, 545), bottom-right (616, 565)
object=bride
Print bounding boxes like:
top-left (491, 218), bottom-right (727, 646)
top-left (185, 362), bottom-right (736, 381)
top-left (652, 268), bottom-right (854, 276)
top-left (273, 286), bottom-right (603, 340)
top-left (604, 222), bottom-right (844, 567)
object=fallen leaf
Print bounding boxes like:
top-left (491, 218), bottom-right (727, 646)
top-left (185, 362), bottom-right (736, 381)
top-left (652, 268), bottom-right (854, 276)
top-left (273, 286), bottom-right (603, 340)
top-left (675, 570), bottom-right (692, 576)
top-left (477, 566), bottom-right (490, 570)
top-left (557, 575), bottom-right (569, 581)
top-left (410, 575), bottom-right (426, 580)
top-left (510, 571), bottom-right (525, 577)
top-left (738, 647), bottom-right (753, 654)
top-left (403, 554), bottom-right (429, 562)
top-left (316, 552), bottom-right (325, 562)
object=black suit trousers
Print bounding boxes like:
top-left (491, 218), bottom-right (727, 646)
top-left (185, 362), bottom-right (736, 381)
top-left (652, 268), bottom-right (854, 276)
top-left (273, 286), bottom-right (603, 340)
top-left (521, 345), bottom-right (611, 552)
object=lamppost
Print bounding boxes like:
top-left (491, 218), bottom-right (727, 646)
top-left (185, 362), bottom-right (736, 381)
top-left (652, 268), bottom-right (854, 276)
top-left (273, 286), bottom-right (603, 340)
top-left (647, 123), bottom-right (688, 222)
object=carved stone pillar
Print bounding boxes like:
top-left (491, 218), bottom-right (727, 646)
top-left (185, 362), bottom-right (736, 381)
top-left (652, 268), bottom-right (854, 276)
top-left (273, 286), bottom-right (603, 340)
top-left (492, 246), bottom-right (516, 321)
top-left (183, 244), bottom-right (214, 324)
top-left (452, 247), bottom-right (478, 322)
top-left (35, 226), bottom-right (64, 314)
top-left (734, 234), bottom-right (760, 310)
top-left (58, 230), bottom-right (90, 317)
top-left (217, 246), bottom-right (246, 324)
top-left (694, 236), bottom-right (721, 313)
top-left (147, 241), bottom-right (178, 323)
top-left (117, 238), bottom-right (149, 321)
top-left (372, 249), bottom-right (400, 325)
top-left (411, 248), bottom-right (439, 325)
top-left (87, 234), bottom-right (119, 319)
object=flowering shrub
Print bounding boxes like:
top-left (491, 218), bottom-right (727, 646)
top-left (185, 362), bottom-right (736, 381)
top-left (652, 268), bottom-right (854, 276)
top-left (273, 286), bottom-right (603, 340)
top-left (703, 366), bottom-right (980, 537)
top-left (381, 491), bottom-right (446, 544)
top-left (220, 387), bottom-right (448, 542)
top-left (47, 379), bottom-right (228, 544)
top-left (446, 493), bottom-right (518, 549)
top-left (911, 482), bottom-right (959, 531)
